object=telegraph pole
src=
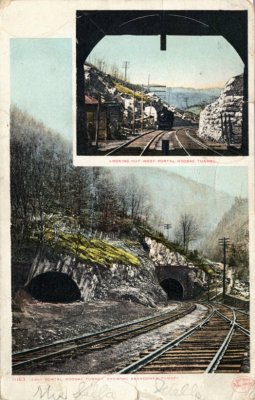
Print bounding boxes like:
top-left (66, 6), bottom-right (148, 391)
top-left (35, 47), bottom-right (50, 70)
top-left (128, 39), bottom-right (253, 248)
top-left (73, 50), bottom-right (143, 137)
top-left (95, 95), bottom-right (100, 149)
top-left (133, 90), bottom-right (135, 134)
top-left (141, 88), bottom-right (144, 133)
top-left (207, 273), bottom-right (211, 302)
top-left (89, 169), bottom-right (96, 236)
top-left (218, 237), bottom-right (230, 299)
top-left (163, 223), bottom-right (172, 240)
top-left (122, 61), bottom-right (130, 82)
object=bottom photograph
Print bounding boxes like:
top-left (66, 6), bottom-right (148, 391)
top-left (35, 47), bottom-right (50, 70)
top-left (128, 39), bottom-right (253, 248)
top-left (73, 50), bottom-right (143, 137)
top-left (11, 117), bottom-right (249, 375)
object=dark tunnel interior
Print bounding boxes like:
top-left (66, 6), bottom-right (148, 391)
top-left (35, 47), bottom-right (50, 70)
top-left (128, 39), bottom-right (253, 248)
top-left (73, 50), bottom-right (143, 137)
top-left (27, 272), bottom-right (81, 303)
top-left (160, 278), bottom-right (184, 300)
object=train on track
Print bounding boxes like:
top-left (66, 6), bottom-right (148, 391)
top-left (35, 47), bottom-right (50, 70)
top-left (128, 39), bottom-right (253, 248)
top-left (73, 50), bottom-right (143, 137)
top-left (157, 106), bottom-right (174, 130)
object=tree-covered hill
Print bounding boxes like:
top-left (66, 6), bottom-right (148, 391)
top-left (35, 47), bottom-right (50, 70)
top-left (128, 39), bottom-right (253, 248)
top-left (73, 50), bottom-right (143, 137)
top-left (201, 197), bottom-right (248, 281)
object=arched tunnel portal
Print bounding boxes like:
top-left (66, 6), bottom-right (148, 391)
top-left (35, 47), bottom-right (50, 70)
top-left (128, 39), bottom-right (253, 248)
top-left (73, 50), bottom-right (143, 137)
top-left (156, 265), bottom-right (195, 300)
top-left (76, 10), bottom-right (248, 156)
top-left (27, 272), bottom-right (81, 303)
top-left (160, 278), bottom-right (184, 300)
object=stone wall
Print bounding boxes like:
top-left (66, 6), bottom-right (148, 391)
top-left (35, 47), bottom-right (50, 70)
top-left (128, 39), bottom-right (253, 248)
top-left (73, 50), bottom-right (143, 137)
top-left (198, 74), bottom-right (243, 145)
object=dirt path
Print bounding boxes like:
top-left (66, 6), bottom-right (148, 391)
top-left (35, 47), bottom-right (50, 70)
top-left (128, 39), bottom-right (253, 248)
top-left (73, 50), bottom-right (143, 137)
top-left (13, 299), bottom-right (208, 374)
top-left (12, 298), bottom-right (173, 352)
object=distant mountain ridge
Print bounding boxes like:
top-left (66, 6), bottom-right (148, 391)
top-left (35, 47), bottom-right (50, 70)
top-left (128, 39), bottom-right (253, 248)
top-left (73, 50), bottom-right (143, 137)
top-left (151, 87), bottom-right (222, 110)
top-left (201, 197), bottom-right (248, 260)
top-left (111, 167), bottom-right (236, 240)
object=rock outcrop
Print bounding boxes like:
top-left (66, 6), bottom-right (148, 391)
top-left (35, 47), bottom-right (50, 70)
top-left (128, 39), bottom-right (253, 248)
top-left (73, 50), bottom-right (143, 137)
top-left (198, 74), bottom-right (243, 145)
top-left (25, 240), bottom-right (167, 307)
top-left (20, 233), bottom-right (209, 306)
top-left (145, 237), bottom-right (193, 267)
top-left (144, 237), bottom-right (207, 290)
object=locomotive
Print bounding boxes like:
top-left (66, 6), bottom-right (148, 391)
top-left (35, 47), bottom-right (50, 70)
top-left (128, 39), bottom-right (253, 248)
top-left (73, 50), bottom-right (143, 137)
top-left (157, 106), bottom-right (174, 130)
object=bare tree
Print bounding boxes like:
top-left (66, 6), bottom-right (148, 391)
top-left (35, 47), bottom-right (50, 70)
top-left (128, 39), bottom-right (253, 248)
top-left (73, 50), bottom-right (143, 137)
top-left (110, 63), bottom-right (121, 79)
top-left (96, 170), bottom-right (121, 233)
top-left (94, 57), bottom-right (108, 73)
top-left (116, 174), bottom-right (150, 222)
top-left (175, 213), bottom-right (200, 252)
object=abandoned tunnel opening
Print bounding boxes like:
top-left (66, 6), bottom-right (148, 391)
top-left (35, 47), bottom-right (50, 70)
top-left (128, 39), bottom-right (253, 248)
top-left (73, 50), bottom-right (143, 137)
top-left (27, 272), bottom-right (81, 303)
top-left (160, 278), bottom-right (184, 300)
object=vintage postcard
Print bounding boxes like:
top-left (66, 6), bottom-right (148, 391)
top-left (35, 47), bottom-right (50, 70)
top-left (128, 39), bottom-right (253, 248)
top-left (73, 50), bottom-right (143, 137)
top-left (0, 1), bottom-right (254, 400)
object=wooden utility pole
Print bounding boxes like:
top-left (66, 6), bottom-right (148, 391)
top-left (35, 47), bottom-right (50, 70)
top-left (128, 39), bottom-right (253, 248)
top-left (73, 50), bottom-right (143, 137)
top-left (163, 223), bottom-right (172, 240)
top-left (207, 273), bottom-right (211, 302)
top-left (141, 88), bottom-right (144, 133)
top-left (89, 169), bottom-right (96, 236)
top-left (218, 237), bottom-right (230, 299)
top-left (122, 61), bottom-right (130, 82)
top-left (95, 95), bottom-right (100, 149)
top-left (133, 90), bottom-right (135, 134)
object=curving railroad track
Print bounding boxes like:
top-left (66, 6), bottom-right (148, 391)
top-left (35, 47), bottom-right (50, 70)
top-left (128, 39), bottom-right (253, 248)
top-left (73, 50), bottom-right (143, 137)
top-left (12, 301), bottom-right (195, 372)
top-left (13, 301), bottom-right (249, 374)
top-left (118, 303), bottom-right (249, 374)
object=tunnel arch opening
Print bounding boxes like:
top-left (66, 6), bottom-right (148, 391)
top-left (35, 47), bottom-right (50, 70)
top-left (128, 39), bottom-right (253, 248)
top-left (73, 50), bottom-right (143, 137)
top-left (160, 278), bottom-right (184, 300)
top-left (27, 272), bottom-right (81, 303)
top-left (77, 10), bottom-right (248, 156)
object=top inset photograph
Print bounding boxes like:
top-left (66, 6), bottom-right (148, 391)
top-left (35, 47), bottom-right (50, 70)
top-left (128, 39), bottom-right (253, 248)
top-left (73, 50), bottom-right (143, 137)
top-left (76, 10), bottom-right (248, 157)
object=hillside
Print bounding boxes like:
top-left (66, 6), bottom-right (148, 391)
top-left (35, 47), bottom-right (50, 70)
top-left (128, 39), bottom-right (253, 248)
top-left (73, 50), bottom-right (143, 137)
top-left (11, 107), bottom-right (211, 302)
top-left (201, 197), bottom-right (248, 282)
top-left (84, 62), bottom-right (198, 127)
top-left (111, 168), bottom-right (235, 236)
top-left (11, 107), bottom-right (249, 306)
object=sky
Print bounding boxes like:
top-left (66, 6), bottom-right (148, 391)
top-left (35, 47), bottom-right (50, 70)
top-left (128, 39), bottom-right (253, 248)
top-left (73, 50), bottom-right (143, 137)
top-left (10, 37), bottom-right (243, 139)
top-left (88, 35), bottom-right (244, 89)
top-left (158, 166), bottom-right (248, 198)
top-left (11, 39), bottom-right (72, 140)
top-left (112, 166), bottom-right (248, 199)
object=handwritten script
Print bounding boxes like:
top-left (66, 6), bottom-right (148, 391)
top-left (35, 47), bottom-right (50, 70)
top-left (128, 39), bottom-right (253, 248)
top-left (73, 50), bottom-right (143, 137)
top-left (33, 385), bottom-right (67, 400)
top-left (154, 379), bottom-right (205, 400)
top-left (33, 383), bottom-right (115, 400)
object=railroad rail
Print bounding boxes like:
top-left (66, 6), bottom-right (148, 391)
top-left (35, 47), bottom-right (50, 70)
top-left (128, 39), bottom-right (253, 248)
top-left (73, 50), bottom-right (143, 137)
top-left (12, 302), bottom-right (195, 371)
top-left (184, 130), bottom-right (223, 156)
top-left (106, 126), bottom-right (224, 156)
top-left (106, 129), bottom-right (171, 156)
top-left (118, 303), bottom-right (249, 374)
top-left (175, 128), bottom-right (224, 156)
top-left (197, 287), bottom-right (223, 302)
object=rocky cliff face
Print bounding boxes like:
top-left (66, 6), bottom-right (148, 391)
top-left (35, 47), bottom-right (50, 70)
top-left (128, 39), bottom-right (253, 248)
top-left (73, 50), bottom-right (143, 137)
top-left (20, 233), bottom-right (209, 307)
top-left (145, 237), bottom-right (193, 267)
top-left (25, 240), bottom-right (167, 307)
top-left (198, 74), bottom-right (243, 145)
top-left (144, 237), bottom-right (207, 289)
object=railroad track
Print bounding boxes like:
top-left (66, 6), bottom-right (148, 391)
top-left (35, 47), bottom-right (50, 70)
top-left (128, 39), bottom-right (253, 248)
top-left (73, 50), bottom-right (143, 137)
top-left (106, 129), bottom-right (170, 156)
top-left (12, 301), bottom-right (195, 371)
top-left (175, 128), bottom-right (224, 156)
top-left (197, 287), bottom-right (223, 302)
top-left (215, 303), bottom-right (249, 333)
top-left (118, 303), bottom-right (249, 374)
top-left (106, 127), bottom-right (224, 156)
